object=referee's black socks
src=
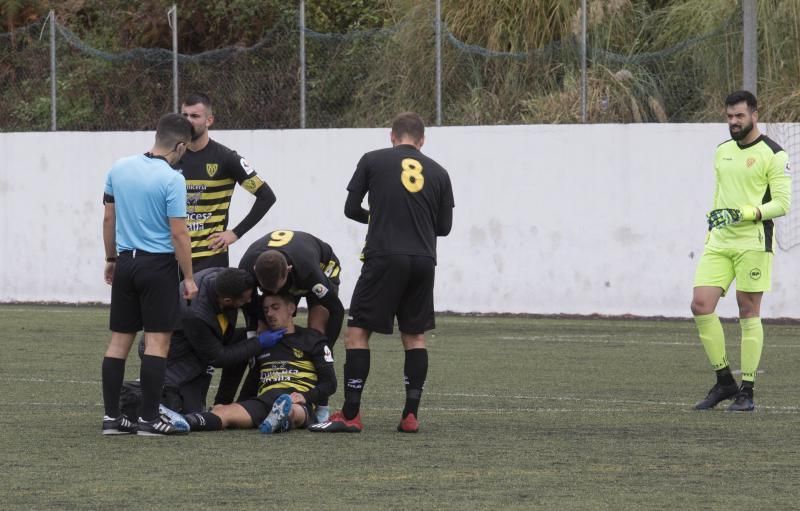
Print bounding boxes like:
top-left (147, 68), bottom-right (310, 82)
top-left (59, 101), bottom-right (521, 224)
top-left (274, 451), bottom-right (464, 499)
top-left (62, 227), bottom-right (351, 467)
top-left (402, 348), bottom-right (428, 418)
top-left (139, 354), bottom-right (167, 422)
top-left (102, 356), bottom-right (126, 418)
top-left (342, 349), bottom-right (370, 420)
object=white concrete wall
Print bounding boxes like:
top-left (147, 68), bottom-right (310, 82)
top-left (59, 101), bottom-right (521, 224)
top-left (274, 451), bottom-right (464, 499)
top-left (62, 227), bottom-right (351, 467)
top-left (1, 124), bottom-right (797, 318)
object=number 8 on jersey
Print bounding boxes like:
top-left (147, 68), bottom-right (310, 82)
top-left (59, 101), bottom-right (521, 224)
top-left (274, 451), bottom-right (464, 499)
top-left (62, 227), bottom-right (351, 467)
top-left (401, 158), bottom-right (424, 193)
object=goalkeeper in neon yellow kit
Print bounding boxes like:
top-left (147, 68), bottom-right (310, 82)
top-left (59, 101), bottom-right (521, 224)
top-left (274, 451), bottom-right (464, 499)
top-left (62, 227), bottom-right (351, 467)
top-left (691, 90), bottom-right (791, 412)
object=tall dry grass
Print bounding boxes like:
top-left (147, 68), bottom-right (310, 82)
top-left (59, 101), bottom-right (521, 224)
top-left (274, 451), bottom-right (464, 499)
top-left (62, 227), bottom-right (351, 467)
top-left (349, 0), bottom-right (800, 125)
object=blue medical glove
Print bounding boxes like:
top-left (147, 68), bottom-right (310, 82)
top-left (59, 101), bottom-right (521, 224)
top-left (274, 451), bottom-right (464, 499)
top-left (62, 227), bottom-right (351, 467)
top-left (258, 328), bottom-right (287, 349)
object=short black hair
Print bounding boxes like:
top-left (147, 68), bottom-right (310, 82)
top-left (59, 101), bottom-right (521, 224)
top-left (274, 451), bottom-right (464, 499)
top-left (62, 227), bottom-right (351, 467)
top-left (725, 90), bottom-right (757, 112)
top-left (391, 112), bottom-right (425, 143)
top-left (254, 251), bottom-right (288, 292)
top-left (215, 268), bottom-right (255, 299)
top-left (155, 113), bottom-right (192, 149)
top-left (182, 92), bottom-right (213, 112)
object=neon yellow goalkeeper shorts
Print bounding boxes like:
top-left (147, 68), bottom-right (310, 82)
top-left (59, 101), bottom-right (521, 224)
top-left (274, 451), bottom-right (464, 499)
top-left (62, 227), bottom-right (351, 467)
top-left (694, 245), bottom-right (773, 294)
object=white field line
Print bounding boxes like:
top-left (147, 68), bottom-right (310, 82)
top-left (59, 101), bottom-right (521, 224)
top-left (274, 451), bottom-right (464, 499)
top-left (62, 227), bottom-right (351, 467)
top-left (3, 379), bottom-right (798, 412)
top-left (498, 335), bottom-right (800, 348)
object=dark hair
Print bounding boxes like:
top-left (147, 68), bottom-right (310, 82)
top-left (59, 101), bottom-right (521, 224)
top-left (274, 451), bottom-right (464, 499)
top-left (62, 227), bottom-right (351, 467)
top-left (214, 268), bottom-right (255, 299)
top-left (262, 292), bottom-right (294, 306)
top-left (391, 112), bottom-right (425, 143)
top-left (725, 90), bottom-right (757, 111)
top-left (254, 251), bottom-right (288, 292)
top-left (155, 113), bottom-right (192, 149)
top-left (182, 92), bottom-right (213, 112)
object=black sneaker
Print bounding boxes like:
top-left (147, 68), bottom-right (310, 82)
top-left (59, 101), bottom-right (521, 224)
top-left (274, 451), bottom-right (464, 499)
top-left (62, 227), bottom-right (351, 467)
top-left (727, 392), bottom-right (755, 412)
top-left (102, 414), bottom-right (137, 435)
top-left (694, 383), bottom-right (739, 410)
top-left (137, 415), bottom-right (188, 436)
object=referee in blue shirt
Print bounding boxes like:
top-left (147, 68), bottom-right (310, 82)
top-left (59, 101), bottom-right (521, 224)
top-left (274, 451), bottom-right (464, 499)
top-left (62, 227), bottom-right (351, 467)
top-left (101, 113), bottom-right (199, 436)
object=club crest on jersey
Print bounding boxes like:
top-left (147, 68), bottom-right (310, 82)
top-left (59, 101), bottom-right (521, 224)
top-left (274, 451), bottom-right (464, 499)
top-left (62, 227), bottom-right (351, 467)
top-left (206, 163), bottom-right (219, 177)
top-left (746, 157), bottom-right (756, 168)
top-left (292, 347), bottom-right (304, 359)
top-left (312, 283), bottom-right (329, 299)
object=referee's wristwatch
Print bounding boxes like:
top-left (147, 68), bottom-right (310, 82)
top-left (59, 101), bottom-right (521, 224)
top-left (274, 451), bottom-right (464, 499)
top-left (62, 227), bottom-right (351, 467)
top-left (105, 256), bottom-right (117, 263)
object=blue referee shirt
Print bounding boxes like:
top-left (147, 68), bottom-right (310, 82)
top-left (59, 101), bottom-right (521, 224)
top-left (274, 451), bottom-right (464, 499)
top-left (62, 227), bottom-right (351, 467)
top-left (104, 154), bottom-right (187, 254)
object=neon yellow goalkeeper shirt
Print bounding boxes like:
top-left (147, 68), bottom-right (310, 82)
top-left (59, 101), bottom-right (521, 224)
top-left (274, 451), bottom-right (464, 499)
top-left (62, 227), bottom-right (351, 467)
top-left (709, 134), bottom-right (791, 252)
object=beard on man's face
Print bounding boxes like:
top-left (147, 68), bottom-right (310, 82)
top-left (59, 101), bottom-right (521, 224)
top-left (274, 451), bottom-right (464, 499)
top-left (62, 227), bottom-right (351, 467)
top-left (729, 120), bottom-right (753, 141)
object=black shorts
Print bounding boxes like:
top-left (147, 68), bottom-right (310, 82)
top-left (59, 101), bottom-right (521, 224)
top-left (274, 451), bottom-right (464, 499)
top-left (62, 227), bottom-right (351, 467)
top-left (238, 388), bottom-right (313, 428)
top-left (110, 251), bottom-right (181, 332)
top-left (348, 254), bottom-right (435, 335)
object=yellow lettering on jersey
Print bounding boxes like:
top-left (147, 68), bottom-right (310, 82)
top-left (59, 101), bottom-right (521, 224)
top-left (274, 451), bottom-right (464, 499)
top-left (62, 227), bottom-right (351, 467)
top-left (241, 175), bottom-right (265, 194)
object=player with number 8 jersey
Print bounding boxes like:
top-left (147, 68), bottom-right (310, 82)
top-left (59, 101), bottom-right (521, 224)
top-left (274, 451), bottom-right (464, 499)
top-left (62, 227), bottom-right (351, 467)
top-left (310, 112), bottom-right (454, 434)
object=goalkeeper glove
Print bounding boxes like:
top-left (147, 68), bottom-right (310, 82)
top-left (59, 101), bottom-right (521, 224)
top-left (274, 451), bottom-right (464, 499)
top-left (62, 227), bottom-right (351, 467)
top-left (258, 328), bottom-right (287, 349)
top-left (707, 206), bottom-right (760, 230)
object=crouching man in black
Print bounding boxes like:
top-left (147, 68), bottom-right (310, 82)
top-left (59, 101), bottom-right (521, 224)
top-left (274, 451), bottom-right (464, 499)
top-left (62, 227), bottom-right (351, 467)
top-left (185, 292), bottom-right (337, 434)
top-left (127, 267), bottom-right (285, 416)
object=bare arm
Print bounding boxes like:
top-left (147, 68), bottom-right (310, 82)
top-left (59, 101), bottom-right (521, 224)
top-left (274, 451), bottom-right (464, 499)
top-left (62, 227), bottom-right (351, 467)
top-left (103, 202), bottom-right (116, 285)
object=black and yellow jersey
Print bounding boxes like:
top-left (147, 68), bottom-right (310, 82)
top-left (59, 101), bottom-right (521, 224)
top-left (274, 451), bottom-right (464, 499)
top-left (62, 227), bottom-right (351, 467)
top-left (347, 144), bottom-right (455, 261)
top-left (179, 139), bottom-right (266, 260)
top-left (255, 326), bottom-right (336, 405)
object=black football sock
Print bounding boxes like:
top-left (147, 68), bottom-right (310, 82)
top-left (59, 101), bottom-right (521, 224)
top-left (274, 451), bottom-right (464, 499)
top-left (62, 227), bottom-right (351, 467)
top-left (102, 356), bottom-right (126, 418)
top-left (139, 354), bottom-right (167, 421)
top-left (342, 349), bottom-right (370, 420)
top-left (740, 380), bottom-right (754, 398)
top-left (402, 348), bottom-right (428, 418)
top-left (715, 366), bottom-right (736, 387)
top-left (184, 412), bottom-right (223, 431)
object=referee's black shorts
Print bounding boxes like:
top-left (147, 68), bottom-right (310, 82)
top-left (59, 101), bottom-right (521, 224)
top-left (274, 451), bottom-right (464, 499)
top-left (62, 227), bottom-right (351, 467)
top-left (347, 254), bottom-right (436, 335)
top-left (110, 250), bottom-right (181, 333)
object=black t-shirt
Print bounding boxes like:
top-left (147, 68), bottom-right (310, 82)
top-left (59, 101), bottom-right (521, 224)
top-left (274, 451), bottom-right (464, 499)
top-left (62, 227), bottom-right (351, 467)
top-left (347, 144), bottom-right (455, 260)
top-left (179, 139), bottom-right (266, 260)
top-left (238, 230), bottom-right (341, 328)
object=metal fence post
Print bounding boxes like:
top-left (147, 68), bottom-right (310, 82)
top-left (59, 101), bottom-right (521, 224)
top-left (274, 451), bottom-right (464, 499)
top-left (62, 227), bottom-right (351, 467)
top-left (742, 0), bottom-right (757, 95)
top-left (580, 0), bottom-right (587, 123)
top-left (299, 0), bottom-right (306, 129)
top-left (168, 5), bottom-right (178, 113)
top-left (49, 10), bottom-right (56, 131)
top-left (435, 0), bottom-right (442, 126)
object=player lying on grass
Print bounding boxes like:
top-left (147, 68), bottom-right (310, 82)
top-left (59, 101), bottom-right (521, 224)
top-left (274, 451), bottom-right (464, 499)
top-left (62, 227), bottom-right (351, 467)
top-left (184, 293), bottom-right (336, 434)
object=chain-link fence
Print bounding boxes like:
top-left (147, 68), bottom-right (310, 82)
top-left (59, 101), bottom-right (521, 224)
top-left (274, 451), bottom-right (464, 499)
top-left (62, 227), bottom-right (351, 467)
top-left (0, 3), bottom-right (758, 131)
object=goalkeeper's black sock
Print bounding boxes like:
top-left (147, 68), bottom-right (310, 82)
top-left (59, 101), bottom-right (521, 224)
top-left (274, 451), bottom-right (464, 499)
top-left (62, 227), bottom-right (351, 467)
top-left (102, 356), bottom-right (126, 418)
top-left (740, 380), bottom-right (754, 398)
top-left (342, 349), bottom-right (370, 420)
top-left (715, 366), bottom-right (736, 387)
top-left (185, 412), bottom-right (223, 431)
top-left (402, 348), bottom-right (428, 418)
top-left (139, 354), bottom-right (167, 422)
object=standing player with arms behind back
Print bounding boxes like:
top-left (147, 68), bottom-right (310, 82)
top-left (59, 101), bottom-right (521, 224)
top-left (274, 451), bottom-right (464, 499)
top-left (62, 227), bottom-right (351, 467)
top-left (691, 90), bottom-right (791, 412)
top-left (180, 93), bottom-right (277, 271)
top-left (310, 112), bottom-right (455, 434)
